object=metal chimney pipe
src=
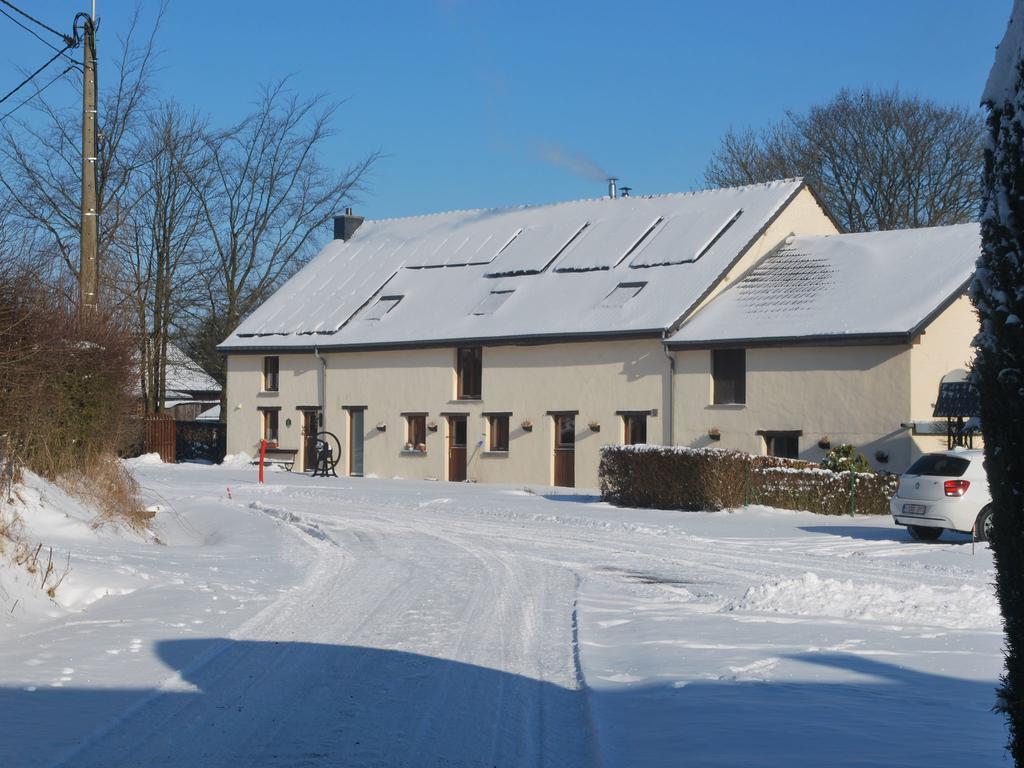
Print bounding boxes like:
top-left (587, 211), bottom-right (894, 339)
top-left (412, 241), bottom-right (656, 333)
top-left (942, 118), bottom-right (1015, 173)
top-left (607, 177), bottom-right (618, 199)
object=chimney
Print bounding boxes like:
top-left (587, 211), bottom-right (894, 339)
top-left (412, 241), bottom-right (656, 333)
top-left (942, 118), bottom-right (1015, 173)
top-left (334, 207), bottom-right (364, 241)
top-left (607, 177), bottom-right (618, 199)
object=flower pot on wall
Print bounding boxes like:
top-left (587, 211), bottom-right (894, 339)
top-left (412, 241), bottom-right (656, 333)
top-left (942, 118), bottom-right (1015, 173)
top-left (520, 419), bottom-right (533, 432)
top-left (708, 427), bottom-right (721, 441)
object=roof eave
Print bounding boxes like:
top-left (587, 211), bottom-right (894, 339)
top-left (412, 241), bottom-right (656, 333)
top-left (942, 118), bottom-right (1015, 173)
top-left (666, 331), bottom-right (914, 350)
top-left (218, 328), bottom-right (667, 355)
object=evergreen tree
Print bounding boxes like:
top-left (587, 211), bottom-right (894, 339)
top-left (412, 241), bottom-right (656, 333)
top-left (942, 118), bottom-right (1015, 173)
top-left (974, 4), bottom-right (1024, 763)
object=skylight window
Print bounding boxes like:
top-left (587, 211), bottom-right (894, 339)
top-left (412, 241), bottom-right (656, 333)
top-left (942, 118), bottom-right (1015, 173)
top-left (600, 282), bottom-right (647, 308)
top-left (630, 209), bottom-right (744, 268)
top-left (472, 290), bottom-right (514, 316)
top-left (363, 295), bottom-right (403, 320)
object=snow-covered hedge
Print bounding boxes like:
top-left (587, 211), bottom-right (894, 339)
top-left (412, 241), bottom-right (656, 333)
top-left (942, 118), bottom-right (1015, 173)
top-left (599, 444), bottom-right (897, 515)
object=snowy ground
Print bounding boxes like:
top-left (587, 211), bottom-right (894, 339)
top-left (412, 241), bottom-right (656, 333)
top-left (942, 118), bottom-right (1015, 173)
top-left (0, 459), bottom-right (1005, 767)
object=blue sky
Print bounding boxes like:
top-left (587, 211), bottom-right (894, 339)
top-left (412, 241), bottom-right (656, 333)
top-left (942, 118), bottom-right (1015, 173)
top-left (0, 1), bottom-right (1011, 220)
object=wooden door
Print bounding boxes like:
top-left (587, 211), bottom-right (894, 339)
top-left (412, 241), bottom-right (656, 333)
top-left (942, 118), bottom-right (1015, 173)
top-left (448, 415), bottom-right (467, 482)
top-left (553, 414), bottom-right (575, 488)
top-left (301, 410), bottom-right (321, 472)
top-left (348, 409), bottom-right (364, 477)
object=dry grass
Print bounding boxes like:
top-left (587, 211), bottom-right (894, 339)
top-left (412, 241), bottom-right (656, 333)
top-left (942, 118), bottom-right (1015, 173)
top-left (59, 457), bottom-right (153, 532)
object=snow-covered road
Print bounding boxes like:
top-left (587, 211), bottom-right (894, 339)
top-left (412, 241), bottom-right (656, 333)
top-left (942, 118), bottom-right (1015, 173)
top-left (0, 461), bottom-right (1006, 767)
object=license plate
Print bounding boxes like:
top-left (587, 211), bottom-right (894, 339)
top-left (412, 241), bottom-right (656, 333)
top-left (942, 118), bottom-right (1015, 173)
top-left (902, 503), bottom-right (927, 515)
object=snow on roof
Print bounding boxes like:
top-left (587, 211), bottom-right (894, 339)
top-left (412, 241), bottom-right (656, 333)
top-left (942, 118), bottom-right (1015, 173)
top-left (667, 223), bottom-right (980, 347)
top-left (197, 404), bottom-right (221, 421)
top-left (984, 2), bottom-right (1024, 104)
top-left (163, 344), bottom-right (221, 393)
top-left (219, 180), bottom-right (806, 350)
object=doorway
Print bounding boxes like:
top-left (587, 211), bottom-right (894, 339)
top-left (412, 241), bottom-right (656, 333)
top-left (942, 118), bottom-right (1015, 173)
top-left (448, 415), bottom-right (467, 482)
top-left (553, 413), bottom-right (575, 488)
top-left (348, 408), bottom-right (365, 477)
top-left (300, 409), bottom-right (321, 472)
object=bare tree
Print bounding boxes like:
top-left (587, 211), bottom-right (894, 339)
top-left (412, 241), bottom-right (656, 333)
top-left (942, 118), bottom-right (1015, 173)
top-left (704, 88), bottom-right (984, 232)
top-left (117, 104), bottom-right (209, 414)
top-left (187, 80), bottom-right (378, 381)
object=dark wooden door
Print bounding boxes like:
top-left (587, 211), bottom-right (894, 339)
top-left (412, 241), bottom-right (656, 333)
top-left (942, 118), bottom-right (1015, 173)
top-left (349, 409), bottom-right (364, 477)
top-left (301, 410), bottom-right (320, 472)
top-left (553, 414), bottom-right (575, 487)
top-left (448, 415), bottom-right (467, 482)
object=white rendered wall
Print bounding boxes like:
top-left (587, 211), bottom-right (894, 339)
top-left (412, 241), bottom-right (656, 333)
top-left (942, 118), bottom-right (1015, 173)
top-left (671, 344), bottom-right (913, 471)
top-left (227, 340), bottom-right (668, 489)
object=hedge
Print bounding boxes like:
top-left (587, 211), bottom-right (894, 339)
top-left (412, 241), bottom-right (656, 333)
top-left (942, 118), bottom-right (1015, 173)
top-left (599, 444), bottom-right (898, 516)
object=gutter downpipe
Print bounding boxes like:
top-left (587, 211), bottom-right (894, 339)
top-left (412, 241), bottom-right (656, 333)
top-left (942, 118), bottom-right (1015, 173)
top-left (314, 345), bottom-right (327, 431)
top-left (662, 331), bottom-right (675, 446)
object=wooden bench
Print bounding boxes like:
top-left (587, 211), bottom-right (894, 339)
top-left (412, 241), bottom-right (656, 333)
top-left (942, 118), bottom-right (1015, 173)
top-left (259, 447), bottom-right (299, 471)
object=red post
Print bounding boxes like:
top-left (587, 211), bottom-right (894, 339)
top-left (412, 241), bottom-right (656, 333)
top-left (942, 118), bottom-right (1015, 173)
top-left (259, 439), bottom-right (267, 485)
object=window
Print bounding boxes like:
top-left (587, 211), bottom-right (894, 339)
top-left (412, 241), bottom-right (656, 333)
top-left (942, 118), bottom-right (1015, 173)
top-left (262, 356), bottom-right (279, 392)
top-left (712, 349), bottom-right (745, 405)
top-left (906, 454), bottom-right (970, 477)
top-left (600, 282), bottom-right (647, 308)
top-left (764, 432), bottom-right (800, 459)
top-left (472, 290), bottom-right (514, 316)
top-left (488, 414), bottom-right (510, 452)
top-left (364, 295), bottom-right (403, 320)
top-left (556, 414), bottom-right (576, 448)
top-left (260, 408), bottom-right (279, 445)
top-left (457, 346), bottom-right (482, 400)
top-left (622, 413), bottom-right (648, 445)
top-left (406, 413), bottom-right (426, 450)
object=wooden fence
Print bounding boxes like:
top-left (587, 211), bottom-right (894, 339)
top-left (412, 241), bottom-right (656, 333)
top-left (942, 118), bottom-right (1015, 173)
top-left (143, 414), bottom-right (177, 463)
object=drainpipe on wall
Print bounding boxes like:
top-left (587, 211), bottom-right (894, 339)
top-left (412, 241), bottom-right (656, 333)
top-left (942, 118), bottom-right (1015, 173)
top-left (314, 346), bottom-right (327, 431)
top-left (661, 331), bottom-right (675, 446)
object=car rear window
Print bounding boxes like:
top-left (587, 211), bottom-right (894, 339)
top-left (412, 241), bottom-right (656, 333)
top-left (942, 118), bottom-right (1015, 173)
top-left (906, 454), bottom-right (970, 477)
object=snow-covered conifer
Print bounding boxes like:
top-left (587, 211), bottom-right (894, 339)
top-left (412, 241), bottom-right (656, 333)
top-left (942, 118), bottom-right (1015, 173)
top-left (974, 3), bottom-right (1024, 762)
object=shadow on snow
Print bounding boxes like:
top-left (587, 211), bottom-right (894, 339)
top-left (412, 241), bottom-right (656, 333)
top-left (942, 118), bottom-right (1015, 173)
top-left (0, 641), bottom-right (1003, 768)
top-left (799, 524), bottom-right (976, 545)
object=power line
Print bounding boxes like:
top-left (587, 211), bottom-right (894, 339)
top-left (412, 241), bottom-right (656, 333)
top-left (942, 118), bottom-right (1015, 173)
top-left (0, 0), bottom-right (74, 45)
top-left (0, 6), bottom-right (80, 68)
top-left (0, 44), bottom-right (75, 109)
top-left (0, 65), bottom-right (74, 123)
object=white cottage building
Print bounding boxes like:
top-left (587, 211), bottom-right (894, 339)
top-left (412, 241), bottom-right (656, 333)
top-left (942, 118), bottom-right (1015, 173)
top-left (218, 179), bottom-right (979, 487)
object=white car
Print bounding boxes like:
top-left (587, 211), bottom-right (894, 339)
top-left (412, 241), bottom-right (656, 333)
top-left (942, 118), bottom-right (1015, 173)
top-left (890, 449), bottom-right (993, 542)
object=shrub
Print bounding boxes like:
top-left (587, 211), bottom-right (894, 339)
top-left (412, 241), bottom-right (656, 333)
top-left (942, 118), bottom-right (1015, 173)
top-left (0, 270), bottom-right (141, 521)
top-left (821, 444), bottom-right (873, 474)
top-left (600, 445), bottom-right (896, 516)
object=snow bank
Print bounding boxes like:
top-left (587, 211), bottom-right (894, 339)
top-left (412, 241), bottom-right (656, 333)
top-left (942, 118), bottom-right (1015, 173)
top-left (123, 452), bottom-right (163, 467)
top-left (221, 452), bottom-right (254, 467)
top-left (730, 571), bottom-right (1001, 630)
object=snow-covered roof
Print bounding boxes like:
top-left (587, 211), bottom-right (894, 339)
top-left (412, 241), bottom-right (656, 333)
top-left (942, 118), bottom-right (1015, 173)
top-left (219, 180), bottom-right (807, 351)
top-left (164, 344), bottom-right (221, 394)
top-left (667, 223), bottom-right (980, 347)
top-left (197, 404), bottom-right (221, 421)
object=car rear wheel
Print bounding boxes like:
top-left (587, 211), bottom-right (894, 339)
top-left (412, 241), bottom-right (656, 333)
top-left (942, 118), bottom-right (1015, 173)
top-left (908, 525), bottom-right (943, 542)
top-left (975, 506), bottom-right (994, 543)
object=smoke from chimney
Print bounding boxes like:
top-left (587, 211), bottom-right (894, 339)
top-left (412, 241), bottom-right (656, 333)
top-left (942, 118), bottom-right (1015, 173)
top-left (536, 142), bottom-right (610, 183)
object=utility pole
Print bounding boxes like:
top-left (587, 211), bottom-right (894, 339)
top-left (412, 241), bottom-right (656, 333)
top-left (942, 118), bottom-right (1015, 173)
top-left (79, 14), bottom-right (97, 314)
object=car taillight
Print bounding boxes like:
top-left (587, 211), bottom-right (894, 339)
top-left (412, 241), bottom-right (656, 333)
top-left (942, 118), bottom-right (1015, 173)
top-left (944, 479), bottom-right (971, 497)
